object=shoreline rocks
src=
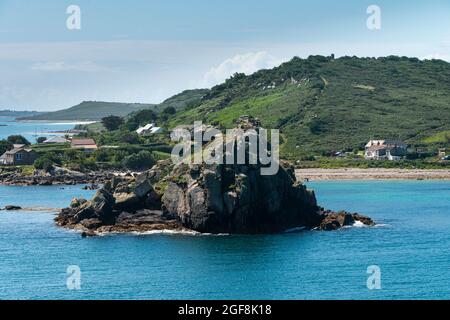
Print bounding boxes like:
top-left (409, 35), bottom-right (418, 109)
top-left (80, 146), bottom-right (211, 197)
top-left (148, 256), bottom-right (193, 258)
top-left (0, 167), bottom-right (121, 187)
top-left (3, 205), bottom-right (22, 211)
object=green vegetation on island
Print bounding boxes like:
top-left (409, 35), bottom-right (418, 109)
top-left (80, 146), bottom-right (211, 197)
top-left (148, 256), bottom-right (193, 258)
top-left (0, 110), bottom-right (44, 118)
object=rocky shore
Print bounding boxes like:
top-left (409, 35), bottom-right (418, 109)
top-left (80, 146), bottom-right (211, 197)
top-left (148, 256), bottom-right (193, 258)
top-left (0, 166), bottom-right (115, 186)
top-left (55, 116), bottom-right (375, 236)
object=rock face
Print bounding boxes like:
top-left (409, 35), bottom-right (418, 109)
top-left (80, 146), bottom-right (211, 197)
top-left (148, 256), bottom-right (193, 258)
top-left (160, 161), bottom-right (322, 233)
top-left (56, 116), bottom-right (374, 235)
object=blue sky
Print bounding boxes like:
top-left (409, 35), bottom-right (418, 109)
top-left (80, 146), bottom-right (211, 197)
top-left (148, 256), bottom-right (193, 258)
top-left (0, 0), bottom-right (449, 110)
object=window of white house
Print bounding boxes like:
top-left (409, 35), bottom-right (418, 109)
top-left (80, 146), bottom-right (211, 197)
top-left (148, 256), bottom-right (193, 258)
top-left (15, 153), bottom-right (23, 161)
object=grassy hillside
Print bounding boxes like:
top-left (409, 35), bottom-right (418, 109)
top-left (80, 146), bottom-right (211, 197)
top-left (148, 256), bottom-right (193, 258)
top-left (18, 101), bottom-right (155, 121)
top-left (152, 89), bottom-right (209, 113)
top-left (168, 55), bottom-right (450, 159)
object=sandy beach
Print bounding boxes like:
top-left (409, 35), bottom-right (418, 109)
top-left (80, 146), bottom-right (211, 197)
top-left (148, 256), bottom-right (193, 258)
top-left (295, 168), bottom-right (450, 181)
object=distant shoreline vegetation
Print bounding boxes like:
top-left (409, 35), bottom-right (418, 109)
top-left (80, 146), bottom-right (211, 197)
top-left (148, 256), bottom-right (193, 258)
top-left (16, 101), bottom-right (155, 121)
top-left (16, 120), bottom-right (97, 125)
top-left (0, 110), bottom-right (44, 118)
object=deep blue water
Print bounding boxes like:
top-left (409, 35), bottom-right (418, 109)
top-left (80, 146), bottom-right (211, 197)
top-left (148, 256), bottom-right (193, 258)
top-left (0, 116), bottom-right (89, 143)
top-left (0, 180), bottom-right (449, 300)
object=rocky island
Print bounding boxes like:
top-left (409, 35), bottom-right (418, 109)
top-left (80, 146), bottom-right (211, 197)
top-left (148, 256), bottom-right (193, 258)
top-left (56, 117), bottom-right (374, 236)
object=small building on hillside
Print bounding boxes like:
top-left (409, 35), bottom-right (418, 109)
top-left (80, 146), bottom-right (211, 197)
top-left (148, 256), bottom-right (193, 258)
top-left (438, 148), bottom-right (450, 157)
top-left (43, 136), bottom-right (69, 144)
top-left (136, 123), bottom-right (163, 136)
top-left (71, 138), bottom-right (98, 152)
top-left (0, 146), bottom-right (37, 165)
top-left (365, 140), bottom-right (407, 161)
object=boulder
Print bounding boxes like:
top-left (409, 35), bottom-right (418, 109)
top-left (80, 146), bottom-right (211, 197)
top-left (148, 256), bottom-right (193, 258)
top-left (73, 202), bottom-right (96, 222)
top-left (4, 205), bottom-right (22, 211)
top-left (113, 192), bottom-right (140, 211)
top-left (80, 218), bottom-right (103, 229)
top-left (144, 190), bottom-right (162, 210)
top-left (134, 172), bottom-right (153, 198)
top-left (70, 198), bottom-right (87, 208)
top-left (91, 188), bottom-right (115, 223)
top-left (318, 211), bottom-right (374, 230)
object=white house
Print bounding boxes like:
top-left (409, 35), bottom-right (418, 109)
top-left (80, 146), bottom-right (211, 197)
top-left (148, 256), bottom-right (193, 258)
top-left (365, 140), bottom-right (407, 160)
top-left (136, 123), bottom-right (163, 136)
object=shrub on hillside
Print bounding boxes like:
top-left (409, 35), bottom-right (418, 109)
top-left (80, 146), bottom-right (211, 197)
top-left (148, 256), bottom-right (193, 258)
top-left (34, 157), bottom-right (54, 172)
top-left (122, 150), bottom-right (156, 171)
top-left (7, 135), bottom-right (30, 146)
top-left (102, 116), bottom-right (124, 131)
top-left (36, 137), bottom-right (47, 144)
top-left (0, 140), bottom-right (13, 155)
top-left (119, 132), bottom-right (141, 144)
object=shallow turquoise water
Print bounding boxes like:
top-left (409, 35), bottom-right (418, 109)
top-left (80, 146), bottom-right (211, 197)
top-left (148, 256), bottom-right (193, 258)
top-left (0, 181), bottom-right (449, 300)
top-left (0, 116), bottom-right (81, 143)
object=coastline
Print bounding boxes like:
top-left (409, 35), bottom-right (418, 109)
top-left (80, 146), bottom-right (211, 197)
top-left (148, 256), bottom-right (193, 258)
top-left (296, 168), bottom-right (450, 181)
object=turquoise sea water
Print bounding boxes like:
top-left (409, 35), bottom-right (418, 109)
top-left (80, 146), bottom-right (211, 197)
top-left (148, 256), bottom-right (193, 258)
top-left (0, 116), bottom-right (85, 143)
top-left (0, 180), bottom-right (449, 300)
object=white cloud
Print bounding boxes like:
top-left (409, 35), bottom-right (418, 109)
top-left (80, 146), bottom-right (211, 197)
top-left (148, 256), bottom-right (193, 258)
top-left (421, 53), bottom-right (450, 62)
top-left (0, 40), bottom-right (446, 110)
top-left (31, 61), bottom-right (109, 72)
top-left (203, 52), bottom-right (284, 87)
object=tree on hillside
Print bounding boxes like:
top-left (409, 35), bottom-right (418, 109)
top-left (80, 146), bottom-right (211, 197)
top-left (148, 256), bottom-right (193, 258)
top-left (7, 135), bottom-right (30, 145)
top-left (125, 109), bottom-right (158, 131)
top-left (136, 109), bottom-right (158, 123)
top-left (37, 137), bottom-right (47, 144)
top-left (119, 132), bottom-right (140, 144)
top-left (0, 140), bottom-right (13, 155)
top-left (162, 106), bottom-right (176, 115)
top-left (122, 150), bottom-right (156, 171)
top-left (34, 157), bottom-right (54, 172)
top-left (102, 116), bottom-right (124, 131)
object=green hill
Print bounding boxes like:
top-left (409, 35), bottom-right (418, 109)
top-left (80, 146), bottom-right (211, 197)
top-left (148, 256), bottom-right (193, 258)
top-left (168, 55), bottom-right (450, 158)
top-left (153, 89), bottom-right (209, 113)
top-left (18, 101), bottom-right (155, 121)
top-left (125, 89), bottom-right (208, 121)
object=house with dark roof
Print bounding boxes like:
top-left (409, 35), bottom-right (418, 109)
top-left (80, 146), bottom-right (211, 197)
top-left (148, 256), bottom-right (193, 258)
top-left (0, 146), bottom-right (37, 165)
